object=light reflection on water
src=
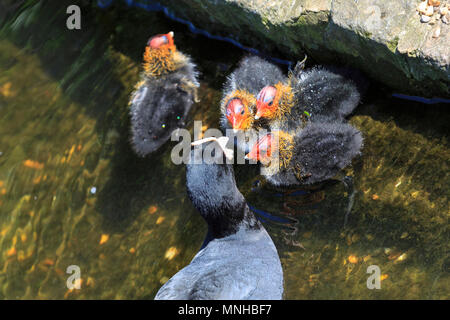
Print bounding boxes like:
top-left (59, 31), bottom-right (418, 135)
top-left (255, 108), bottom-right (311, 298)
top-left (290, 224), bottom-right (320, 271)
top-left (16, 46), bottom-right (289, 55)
top-left (0, 1), bottom-right (448, 299)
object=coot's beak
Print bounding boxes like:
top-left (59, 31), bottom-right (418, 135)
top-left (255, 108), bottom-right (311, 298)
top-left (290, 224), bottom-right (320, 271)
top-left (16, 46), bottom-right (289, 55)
top-left (216, 136), bottom-right (233, 161)
top-left (191, 136), bottom-right (234, 161)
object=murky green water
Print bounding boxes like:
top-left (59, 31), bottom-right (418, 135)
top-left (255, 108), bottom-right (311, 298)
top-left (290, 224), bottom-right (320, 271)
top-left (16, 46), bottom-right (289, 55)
top-left (0, 1), bottom-right (448, 299)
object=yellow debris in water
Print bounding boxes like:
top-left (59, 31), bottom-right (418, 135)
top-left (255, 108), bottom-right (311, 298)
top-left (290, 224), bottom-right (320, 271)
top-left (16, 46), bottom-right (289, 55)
top-left (0, 188), bottom-right (6, 195)
top-left (395, 253), bottom-right (407, 263)
top-left (372, 194), bottom-right (379, 200)
top-left (148, 206), bottom-right (158, 214)
top-left (395, 180), bottom-right (402, 188)
top-left (380, 274), bottom-right (389, 281)
top-left (0, 82), bottom-right (12, 97)
top-left (23, 160), bottom-right (44, 170)
top-left (67, 145), bottom-right (76, 162)
top-left (20, 234), bottom-right (27, 243)
top-left (42, 258), bottom-right (54, 266)
top-left (363, 255), bottom-right (371, 262)
top-left (129, 248), bottom-right (136, 254)
top-left (400, 232), bottom-right (408, 239)
top-left (77, 145), bottom-right (82, 152)
top-left (348, 255), bottom-right (359, 264)
top-left (164, 247), bottom-right (179, 260)
top-left (0, 181), bottom-right (3, 188)
top-left (160, 276), bottom-right (169, 285)
top-left (7, 247), bottom-right (16, 257)
top-left (87, 277), bottom-right (95, 287)
top-left (156, 216), bottom-right (165, 224)
top-left (33, 176), bottom-right (42, 184)
top-left (99, 234), bottom-right (109, 245)
top-left (411, 191), bottom-right (419, 199)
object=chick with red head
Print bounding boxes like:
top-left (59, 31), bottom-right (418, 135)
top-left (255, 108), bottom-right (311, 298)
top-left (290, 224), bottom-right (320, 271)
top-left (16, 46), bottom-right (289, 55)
top-left (220, 56), bottom-right (285, 153)
top-left (254, 60), bottom-right (366, 132)
top-left (129, 32), bottom-right (199, 156)
top-left (245, 122), bottom-right (363, 187)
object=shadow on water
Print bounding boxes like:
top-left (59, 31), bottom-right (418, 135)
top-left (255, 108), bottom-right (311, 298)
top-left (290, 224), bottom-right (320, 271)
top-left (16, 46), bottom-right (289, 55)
top-left (2, 0), bottom-right (253, 227)
top-left (356, 86), bottom-right (450, 145)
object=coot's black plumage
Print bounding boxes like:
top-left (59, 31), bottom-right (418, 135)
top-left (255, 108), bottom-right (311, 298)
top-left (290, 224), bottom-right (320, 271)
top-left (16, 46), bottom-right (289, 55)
top-left (129, 32), bottom-right (199, 156)
top-left (155, 138), bottom-right (283, 300)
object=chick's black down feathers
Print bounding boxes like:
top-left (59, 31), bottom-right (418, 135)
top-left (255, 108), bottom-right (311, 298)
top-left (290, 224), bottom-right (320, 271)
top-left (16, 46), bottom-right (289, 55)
top-left (130, 63), bottom-right (198, 156)
top-left (292, 122), bottom-right (363, 185)
top-left (290, 66), bottom-right (365, 124)
top-left (224, 56), bottom-right (285, 95)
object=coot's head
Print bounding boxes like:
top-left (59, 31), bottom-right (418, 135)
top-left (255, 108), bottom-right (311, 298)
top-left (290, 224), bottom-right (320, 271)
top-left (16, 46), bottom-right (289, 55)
top-left (255, 83), bottom-right (293, 120)
top-left (223, 90), bottom-right (256, 132)
top-left (244, 132), bottom-right (274, 165)
top-left (143, 31), bottom-right (178, 76)
top-left (147, 31), bottom-right (175, 50)
top-left (245, 131), bottom-right (294, 169)
top-left (187, 137), bottom-right (245, 219)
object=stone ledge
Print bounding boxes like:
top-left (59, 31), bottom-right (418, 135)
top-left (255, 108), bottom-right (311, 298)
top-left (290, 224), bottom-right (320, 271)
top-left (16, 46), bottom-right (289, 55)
top-left (157, 0), bottom-right (449, 97)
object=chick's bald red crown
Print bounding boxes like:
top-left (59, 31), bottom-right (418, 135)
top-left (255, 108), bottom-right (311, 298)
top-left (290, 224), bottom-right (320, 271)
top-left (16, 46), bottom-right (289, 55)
top-left (147, 31), bottom-right (175, 49)
top-left (225, 98), bottom-right (251, 130)
top-left (245, 133), bottom-right (274, 164)
top-left (255, 85), bottom-right (277, 119)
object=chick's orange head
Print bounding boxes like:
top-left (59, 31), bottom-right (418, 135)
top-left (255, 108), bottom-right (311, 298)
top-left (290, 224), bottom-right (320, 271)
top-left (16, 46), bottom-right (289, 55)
top-left (147, 32), bottom-right (175, 50)
top-left (255, 85), bottom-right (277, 119)
top-left (245, 133), bottom-right (275, 164)
top-left (143, 32), bottom-right (177, 76)
top-left (225, 97), bottom-right (252, 130)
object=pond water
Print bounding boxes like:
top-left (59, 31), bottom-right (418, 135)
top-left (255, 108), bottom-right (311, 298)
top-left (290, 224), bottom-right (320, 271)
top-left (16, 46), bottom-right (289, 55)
top-left (0, 1), bottom-right (448, 299)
